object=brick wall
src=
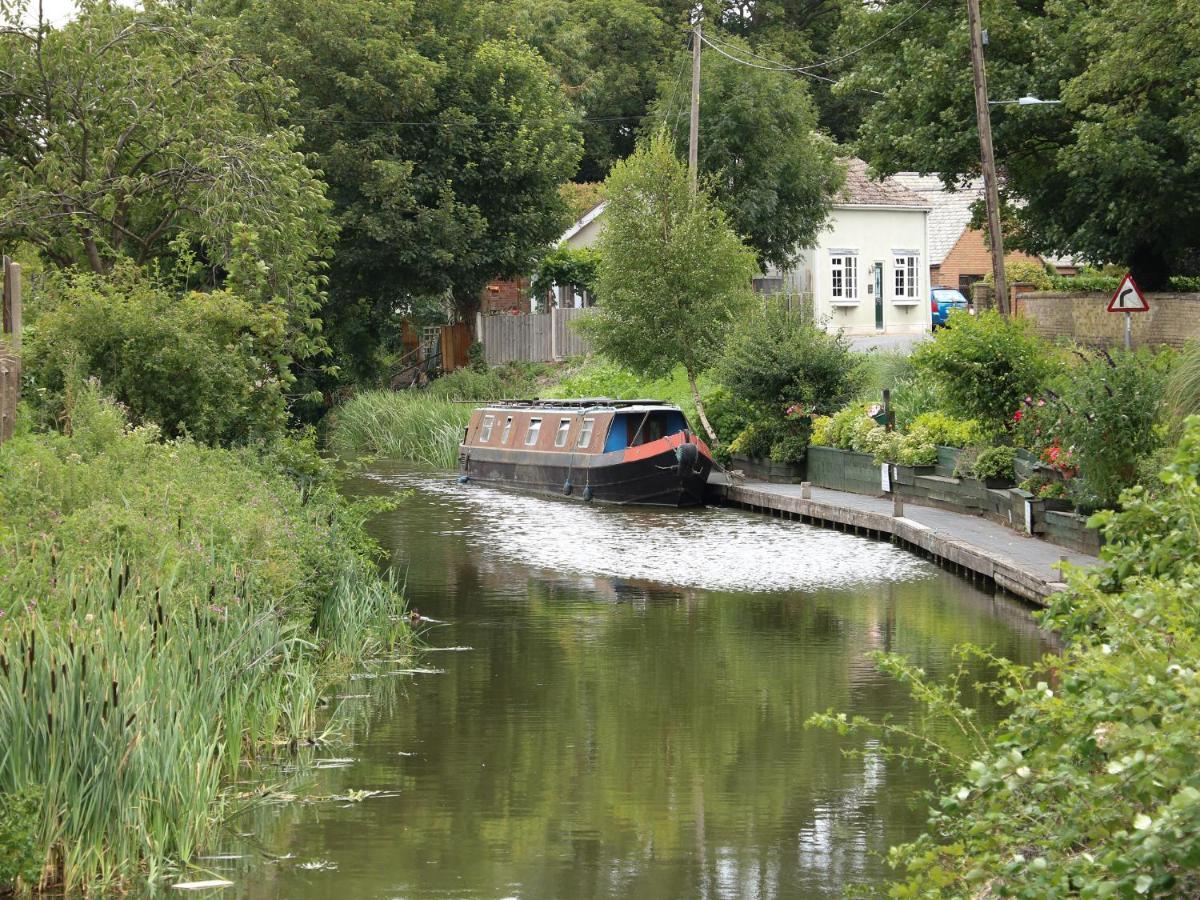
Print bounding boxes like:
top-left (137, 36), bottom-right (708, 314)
top-left (480, 277), bottom-right (531, 314)
top-left (1016, 292), bottom-right (1200, 348)
top-left (932, 227), bottom-right (1041, 291)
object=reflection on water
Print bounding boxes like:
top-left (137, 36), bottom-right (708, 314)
top-left (228, 465), bottom-right (1054, 899)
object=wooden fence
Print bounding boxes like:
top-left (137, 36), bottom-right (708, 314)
top-left (1, 256), bottom-right (22, 445)
top-left (476, 307), bottom-right (594, 366)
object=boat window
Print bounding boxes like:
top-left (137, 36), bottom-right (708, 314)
top-left (577, 418), bottom-right (595, 448)
top-left (605, 410), bottom-right (688, 451)
top-left (479, 414), bottom-right (495, 443)
top-left (524, 418), bottom-right (542, 446)
top-left (500, 416), bottom-right (513, 444)
top-left (554, 418), bottom-right (572, 448)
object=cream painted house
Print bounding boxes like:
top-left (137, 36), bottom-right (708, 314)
top-left (761, 159), bottom-right (931, 335)
top-left (558, 158), bottom-right (932, 335)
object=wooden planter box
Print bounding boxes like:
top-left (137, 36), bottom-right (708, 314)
top-left (981, 475), bottom-right (1016, 490)
top-left (892, 463), bottom-right (935, 486)
top-left (935, 446), bottom-right (963, 478)
top-left (730, 453), bottom-right (807, 484)
top-left (1041, 496), bottom-right (1075, 513)
top-left (1043, 510), bottom-right (1103, 555)
top-left (807, 446), bottom-right (883, 495)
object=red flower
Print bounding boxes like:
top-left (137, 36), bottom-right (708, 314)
top-left (1013, 410), bottom-right (1024, 422)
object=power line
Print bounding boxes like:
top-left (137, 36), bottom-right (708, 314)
top-left (282, 113), bottom-right (642, 128)
top-left (698, 33), bottom-right (882, 96)
top-left (660, 42), bottom-right (693, 137)
top-left (699, 0), bottom-right (937, 75)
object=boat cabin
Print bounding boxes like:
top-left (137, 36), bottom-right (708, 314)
top-left (464, 400), bottom-right (690, 456)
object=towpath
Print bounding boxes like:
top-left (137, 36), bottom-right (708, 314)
top-left (723, 480), bottom-right (1098, 606)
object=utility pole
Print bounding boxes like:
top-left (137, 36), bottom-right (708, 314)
top-left (688, 16), bottom-right (702, 194)
top-left (967, 0), bottom-right (1009, 315)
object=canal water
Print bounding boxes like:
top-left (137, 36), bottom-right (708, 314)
top-left (229, 465), bottom-right (1053, 899)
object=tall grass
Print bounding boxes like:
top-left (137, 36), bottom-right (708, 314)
top-left (328, 391), bottom-right (472, 469)
top-left (0, 389), bottom-right (411, 891)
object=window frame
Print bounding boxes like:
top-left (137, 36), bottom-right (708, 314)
top-left (479, 414), bottom-right (495, 443)
top-left (500, 416), bottom-right (513, 444)
top-left (892, 251), bottom-right (920, 300)
top-left (554, 417), bottom-right (572, 448)
top-left (524, 417), bottom-right (542, 446)
top-left (577, 417), bottom-right (595, 449)
top-left (828, 250), bottom-right (859, 303)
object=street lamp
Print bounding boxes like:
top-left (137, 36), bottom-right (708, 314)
top-left (988, 96), bottom-right (1063, 106)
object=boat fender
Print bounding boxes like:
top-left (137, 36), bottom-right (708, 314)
top-left (457, 474), bottom-right (470, 484)
top-left (563, 479), bottom-right (573, 496)
top-left (583, 485), bottom-right (593, 502)
top-left (675, 441), bottom-right (699, 472)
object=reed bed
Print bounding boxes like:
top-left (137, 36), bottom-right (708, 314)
top-left (327, 391), bottom-right (472, 469)
top-left (0, 390), bottom-right (411, 892)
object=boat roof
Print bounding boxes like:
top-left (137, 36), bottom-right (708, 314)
top-left (476, 398), bottom-right (678, 413)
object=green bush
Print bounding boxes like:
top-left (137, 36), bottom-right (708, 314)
top-left (1048, 273), bottom-right (1122, 293)
top-left (716, 300), bottom-right (862, 418)
top-left (814, 420), bottom-right (1200, 896)
top-left (986, 259), bottom-right (1053, 290)
top-left (0, 789), bottom-right (41, 889)
top-left (425, 367), bottom-right (510, 400)
top-left (23, 265), bottom-right (289, 445)
top-left (971, 445), bottom-right (1017, 482)
top-left (888, 373), bottom-right (946, 429)
top-left (810, 403), bottom-right (869, 449)
top-left (1056, 348), bottom-right (1171, 509)
top-left (911, 310), bottom-right (1053, 430)
top-left (907, 411), bottom-right (988, 448)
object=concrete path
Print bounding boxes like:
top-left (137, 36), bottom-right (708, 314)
top-left (725, 480), bottom-right (1098, 605)
top-left (846, 332), bottom-right (931, 354)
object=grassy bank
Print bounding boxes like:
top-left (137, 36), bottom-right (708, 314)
top-left (328, 392), bottom-right (474, 469)
top-left (0, 390), bottom-right (410, 892)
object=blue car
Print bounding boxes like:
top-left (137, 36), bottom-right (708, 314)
top-left (931, 287), bottom-right (970, 329)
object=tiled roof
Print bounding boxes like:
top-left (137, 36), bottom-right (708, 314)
top-left (838, 158), bottom-right (930, 209)
top-left (892, 173), bottom-right (982, 265)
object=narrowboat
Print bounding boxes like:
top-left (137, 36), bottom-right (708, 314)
top-left (458, 399), bottom-right (714, 506)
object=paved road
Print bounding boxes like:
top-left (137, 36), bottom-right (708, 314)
top-left (845, 331), bottom-right (931, 354)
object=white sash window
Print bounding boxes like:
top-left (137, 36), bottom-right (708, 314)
top-left (893, 251), bottom-right (919, 299)
top-left (830, 251), bottom-right (859, 301)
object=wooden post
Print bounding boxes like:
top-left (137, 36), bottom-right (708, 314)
top-left (967, 0), bottom-right (1009, 316)
top-left (688, 17), bottom-right (702, 194)
top-left (1, 257), bottom-right (21, 445)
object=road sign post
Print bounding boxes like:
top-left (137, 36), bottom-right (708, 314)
top-left (1106, 273), bottom-right (1149, 350)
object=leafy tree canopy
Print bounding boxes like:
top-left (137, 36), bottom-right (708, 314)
top-left (577, 132), bottom-right (758, 442)
top-left (485, 0), bottom-right (673, 182)
top-left (0, 1), bottom-right (334, 359)
top-left (840, 0), bottom-right (1200, 288)
top-left (228, 0), bottom-right (582, 383)
top-left (647, 34), bottom-right (844, 270)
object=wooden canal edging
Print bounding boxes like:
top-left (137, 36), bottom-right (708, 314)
top-left (723, 481), bottom-right (1083, 606)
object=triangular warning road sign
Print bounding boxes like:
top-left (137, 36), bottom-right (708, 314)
top-left (1108, 273), bottom-right (1150, 312)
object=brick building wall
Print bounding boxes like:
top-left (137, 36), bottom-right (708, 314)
top-left (931, 227), bottom-right (1042, 292)
top-left (1016, 292), bottom-right (1200, 348)
top-left (480, 277), bottom-right (531, 314)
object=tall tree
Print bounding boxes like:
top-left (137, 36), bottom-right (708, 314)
top-left (840, 0), bottom-right (1200, 288)
top-left (231, 0), bottom-right (582, 382)
top-left (646, 34), bottom-right (844, 271)
top-left (577, 132), bottom-right (758, 443)
top-left (0, 1), bottom-right (333, 356)
top-left (487, 0), bottom-right (673, 182)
